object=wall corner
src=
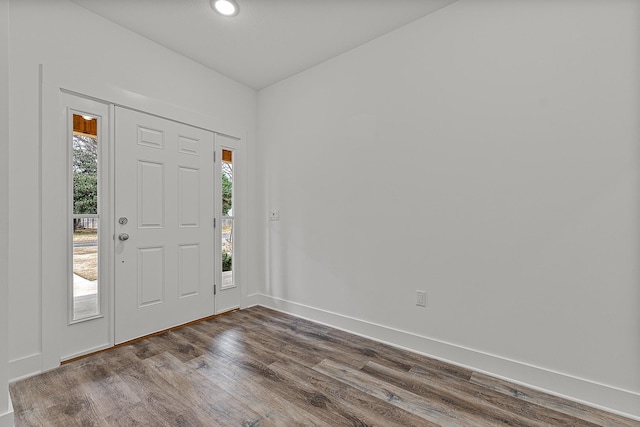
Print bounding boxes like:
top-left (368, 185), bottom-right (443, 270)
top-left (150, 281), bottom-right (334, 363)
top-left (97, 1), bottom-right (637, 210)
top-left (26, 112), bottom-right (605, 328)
top-left (0, 0), bottom-right (14, 425)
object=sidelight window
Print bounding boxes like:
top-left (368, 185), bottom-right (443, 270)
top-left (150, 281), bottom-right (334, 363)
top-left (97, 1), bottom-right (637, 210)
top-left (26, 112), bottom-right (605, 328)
top-left (221, 149), bottom-right (234, 288)
top-left (71, 114), bottom-right (101, 321)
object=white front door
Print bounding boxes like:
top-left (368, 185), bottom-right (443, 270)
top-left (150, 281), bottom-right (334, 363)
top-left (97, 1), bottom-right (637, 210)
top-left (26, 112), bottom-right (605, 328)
top-left (114, 107), bottom-right (215, 344)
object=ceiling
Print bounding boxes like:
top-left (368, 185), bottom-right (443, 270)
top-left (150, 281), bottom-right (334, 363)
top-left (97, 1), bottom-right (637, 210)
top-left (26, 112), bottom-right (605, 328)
top-left (70, 0), bottom-right (459, 90)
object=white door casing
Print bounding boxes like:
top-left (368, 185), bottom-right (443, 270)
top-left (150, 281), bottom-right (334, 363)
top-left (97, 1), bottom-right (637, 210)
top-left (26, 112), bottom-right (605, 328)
top-left (114, 107), bottom-right (215, 344)
top-left (60, 93), bottom-right (111, 360)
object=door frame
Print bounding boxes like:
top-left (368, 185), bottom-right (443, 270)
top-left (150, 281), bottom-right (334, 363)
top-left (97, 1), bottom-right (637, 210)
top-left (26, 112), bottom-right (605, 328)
top-left (59, 93), bottom-right (113, 361)
top-left (40, 64), bottom-right (247, 372)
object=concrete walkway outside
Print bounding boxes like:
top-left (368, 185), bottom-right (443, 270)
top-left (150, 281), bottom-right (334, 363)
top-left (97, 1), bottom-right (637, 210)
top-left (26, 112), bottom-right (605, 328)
top-left (73, 274), bottom-right (97, 297)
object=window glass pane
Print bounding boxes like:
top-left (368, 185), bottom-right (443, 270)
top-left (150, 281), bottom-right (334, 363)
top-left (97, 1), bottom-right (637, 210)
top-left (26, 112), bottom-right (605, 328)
top-left (73, 218), bottom-right (99, 319)
top-left (221, 149), bottom-right (233, 288)
top-left (222, 218), bottom-right (233, 288)
top-left (222, 149), bottom-right (232, 216)
top-left (73, 132), bottom-right (98, 215)
top-left (72, 114), bottom-right (99, 321)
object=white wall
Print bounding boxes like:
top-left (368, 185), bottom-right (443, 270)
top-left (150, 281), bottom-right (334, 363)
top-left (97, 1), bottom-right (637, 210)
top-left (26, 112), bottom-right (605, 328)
top-left (0, 0), bottom-right (14, 424)
top-left (8, 0), bottom-right (257, 379)
top-left (7, 0), bottom-right (640, 420)
top-left (257, 0), bottom-right (640, 418)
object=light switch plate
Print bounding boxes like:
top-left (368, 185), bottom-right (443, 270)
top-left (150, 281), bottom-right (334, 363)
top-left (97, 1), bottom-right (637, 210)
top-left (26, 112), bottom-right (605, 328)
top-left (416, 290), bottom-right (427, 307)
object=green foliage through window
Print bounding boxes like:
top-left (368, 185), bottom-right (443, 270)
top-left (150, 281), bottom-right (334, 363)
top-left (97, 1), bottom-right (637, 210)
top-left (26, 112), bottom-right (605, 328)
top-left (73, 135), bottom-right (98, 215)
top-left (222, 252), bottom-right (232, 272)
top-left (222, 172), bottom-right (232, 216)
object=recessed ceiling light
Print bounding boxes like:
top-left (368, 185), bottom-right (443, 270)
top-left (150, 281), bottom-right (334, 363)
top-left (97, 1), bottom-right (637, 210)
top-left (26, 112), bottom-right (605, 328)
top-left (211, 0), bottom-right (239, 17)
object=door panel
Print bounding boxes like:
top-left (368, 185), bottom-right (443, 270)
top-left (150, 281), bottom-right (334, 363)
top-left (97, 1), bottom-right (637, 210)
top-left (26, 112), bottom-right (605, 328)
top-left (137, 246), bottom-right (164, 306)
top-left (115, 107), bottom-right (214, 344)
top-left (178, 167), bottom-right (200, 226)
top-left (179, 244), bottom-right (200, 297)
top-left (137, 161), bottom-right (165, 228)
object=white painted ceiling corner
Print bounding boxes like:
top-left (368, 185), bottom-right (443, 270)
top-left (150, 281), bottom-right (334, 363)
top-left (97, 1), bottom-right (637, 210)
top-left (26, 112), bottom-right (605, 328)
top-left (70, 0), bottom-right (459, 90)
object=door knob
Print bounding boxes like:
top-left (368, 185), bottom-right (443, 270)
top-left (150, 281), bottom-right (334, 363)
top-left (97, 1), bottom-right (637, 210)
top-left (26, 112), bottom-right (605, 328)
top-left (118, 233), bottom-right (130, 241)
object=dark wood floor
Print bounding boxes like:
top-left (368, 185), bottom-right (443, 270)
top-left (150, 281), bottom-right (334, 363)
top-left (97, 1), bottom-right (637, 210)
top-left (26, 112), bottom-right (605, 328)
top-left (10, 306), bottom-right (640, 426)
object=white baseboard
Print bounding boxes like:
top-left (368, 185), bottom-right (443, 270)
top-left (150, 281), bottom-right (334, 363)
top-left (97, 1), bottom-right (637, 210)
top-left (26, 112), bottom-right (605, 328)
top-left (9, 353), bottom-right (41, 382)
top-left (244, 293), bottom-right (260, 308)
top-left (256, 294), bottom-right (640, 421)
top-left (0, 392), bottom-right (13, 427)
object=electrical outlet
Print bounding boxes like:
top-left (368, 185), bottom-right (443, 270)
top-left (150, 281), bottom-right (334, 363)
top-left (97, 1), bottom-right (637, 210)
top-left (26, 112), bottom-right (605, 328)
top-left (416, 290), bottom-right (427, 307)
top-left (269, 210), bottom-right (280, 221)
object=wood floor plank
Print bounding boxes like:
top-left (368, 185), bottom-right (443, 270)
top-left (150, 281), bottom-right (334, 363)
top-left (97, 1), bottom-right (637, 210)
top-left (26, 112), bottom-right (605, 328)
top-left (9, 370), bottom-right (68, 414)
top-left (18, 399), bottom-right (102, 427)
top-left (202, 315), bottom-right (334, 369)
top-left (67, 344), bottom-right (142, 374)
top-left (364, 360), bottom-right (599, 427)
top-left (115, 355), bottom-right (215, 426)
top-left (224, 310), bottom-right (372, 370)
top-left (248, 306), bottom-right (474, 379)
top-left (12, 408), bottom-right (59, 427)
top-left (470, 372), bottom-right (640, 427)
top-left (149, 329), bottom-right (206, 363)
top-left (101, 401), bottom-right (171, 427)
top-left (189, 353), bottom-right (331, 426)
top-left (314, 358), bottom-right (487, 426)
top-left (270, 358), bottom-right (438, 427)
top-left (128, 337), bottom-right (168, 361)
top-left (120, 352), bottom-right (259, 426)
top-left (197, 347), bottom-right (363, 426)
top-left (77, 371), bottom-right (141, 417)
top-left (408, 364), bottom-right (601, 426)
top-left (141, 351), bottom-right (265, 426)
top-left (190, 320), bottom-right (287, 367)
top-left (10, 306), bottom-right (640, 426)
